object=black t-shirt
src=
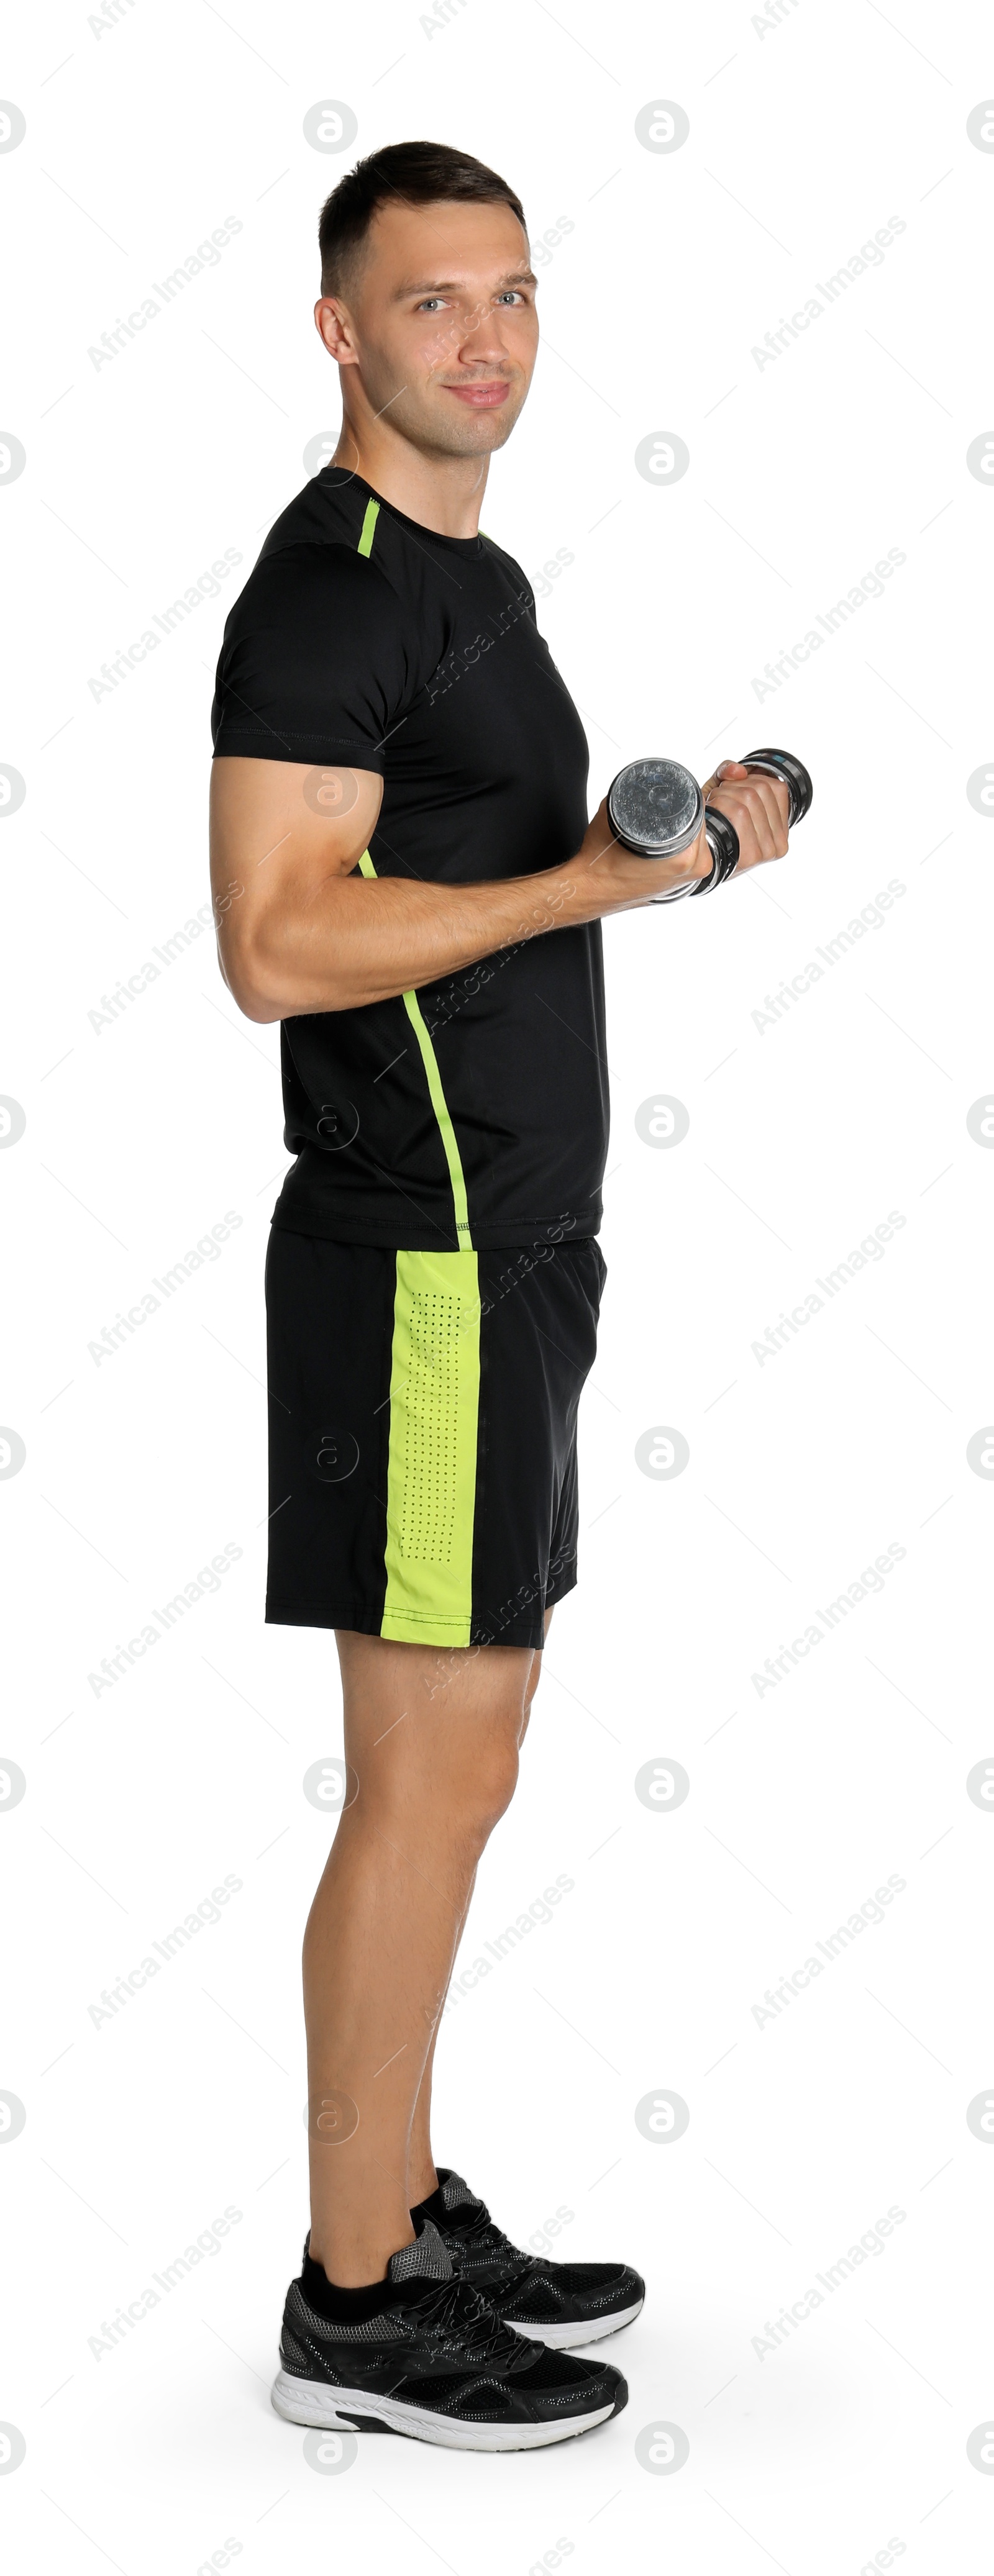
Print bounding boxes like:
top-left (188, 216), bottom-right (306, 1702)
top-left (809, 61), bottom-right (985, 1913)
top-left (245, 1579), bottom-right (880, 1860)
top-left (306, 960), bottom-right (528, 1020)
top-left (211, 468), bottom-right (608, 1251)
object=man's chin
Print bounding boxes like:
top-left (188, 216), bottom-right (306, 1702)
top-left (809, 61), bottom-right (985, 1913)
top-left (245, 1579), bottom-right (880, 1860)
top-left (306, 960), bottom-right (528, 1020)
top-left (426, 401), bottom-right (522, 458)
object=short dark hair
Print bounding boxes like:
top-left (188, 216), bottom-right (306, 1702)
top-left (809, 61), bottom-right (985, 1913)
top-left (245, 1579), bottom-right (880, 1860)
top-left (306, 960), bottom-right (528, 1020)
top-left (318, 139), bottom-right (527, 297)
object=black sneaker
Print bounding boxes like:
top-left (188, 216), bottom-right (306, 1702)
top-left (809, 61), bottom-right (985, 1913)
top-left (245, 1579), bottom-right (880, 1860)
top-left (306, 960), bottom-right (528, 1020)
top-left (271, 2220), bottom-right (627, 2451)
top-left (416, 2171), bottom-right (645, 2349)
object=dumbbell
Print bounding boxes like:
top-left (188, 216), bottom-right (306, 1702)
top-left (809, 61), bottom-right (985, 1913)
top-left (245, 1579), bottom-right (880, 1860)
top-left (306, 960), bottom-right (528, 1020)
top-left (606, 748), bottom-right (813, 901)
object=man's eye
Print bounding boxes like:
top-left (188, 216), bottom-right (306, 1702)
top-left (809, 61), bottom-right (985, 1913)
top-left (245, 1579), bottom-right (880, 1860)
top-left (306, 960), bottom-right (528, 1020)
top-left (416, 297), bottom-right (445, 313)
top-left (496, 291), bottom-right (524, 305)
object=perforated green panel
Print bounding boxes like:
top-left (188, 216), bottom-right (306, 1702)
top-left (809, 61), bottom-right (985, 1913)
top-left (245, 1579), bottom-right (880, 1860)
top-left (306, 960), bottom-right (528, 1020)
top-left (381, 1249), bottom-right (480, 1644)
top-left (398, 1288), bottom-right (462, 1562)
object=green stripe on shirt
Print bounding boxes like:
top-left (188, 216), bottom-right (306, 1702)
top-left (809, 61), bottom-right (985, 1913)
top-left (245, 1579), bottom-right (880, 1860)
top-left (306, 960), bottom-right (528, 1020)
top-left (356, 850), bottom-right (473, 1248)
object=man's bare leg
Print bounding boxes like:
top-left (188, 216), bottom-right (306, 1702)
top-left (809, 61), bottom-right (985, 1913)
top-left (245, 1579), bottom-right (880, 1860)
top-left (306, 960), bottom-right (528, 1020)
top-left (303, 1630), bottom-right (536, 2287)
top-left (407, 1611), bottom-right (553, 2206)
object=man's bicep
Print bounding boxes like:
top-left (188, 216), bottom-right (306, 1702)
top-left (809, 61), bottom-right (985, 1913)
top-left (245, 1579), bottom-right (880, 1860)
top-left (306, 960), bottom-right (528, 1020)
top-left (209, 755), bottom-right (383, 996)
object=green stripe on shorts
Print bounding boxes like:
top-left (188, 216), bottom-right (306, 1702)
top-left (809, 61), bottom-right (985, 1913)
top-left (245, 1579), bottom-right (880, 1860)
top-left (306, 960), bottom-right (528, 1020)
top-left (381, 1249), bottom-right (481, 1644)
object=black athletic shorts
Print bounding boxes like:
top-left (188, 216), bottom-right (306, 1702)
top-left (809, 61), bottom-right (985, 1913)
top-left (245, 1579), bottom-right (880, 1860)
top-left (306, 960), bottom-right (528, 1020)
top-left (264, 1230), bottom-right (606, 1651)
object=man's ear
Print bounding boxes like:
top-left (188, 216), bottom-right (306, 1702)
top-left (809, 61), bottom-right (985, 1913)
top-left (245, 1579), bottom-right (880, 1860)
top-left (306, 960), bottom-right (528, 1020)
top-left (314, 298), bottom-right (359, 364)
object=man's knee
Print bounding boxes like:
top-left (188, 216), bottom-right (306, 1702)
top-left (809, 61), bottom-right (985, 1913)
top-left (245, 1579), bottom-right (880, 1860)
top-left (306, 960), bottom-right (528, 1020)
top-left (351, 1719), bottom-right (520, 1851)
top-left (468, 1734), bottom-right (520, 1841)
top-left (340, 1635), bottom-right (526, 1844)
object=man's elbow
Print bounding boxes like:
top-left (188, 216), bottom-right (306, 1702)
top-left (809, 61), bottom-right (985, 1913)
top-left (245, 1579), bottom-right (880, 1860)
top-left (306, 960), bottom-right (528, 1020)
top-left (234, 981), bottom-right (285, 1026)
top-left (217, 928), bottom-right (286, 1025)
top-left (216, 927), bottom-right (352, 1022)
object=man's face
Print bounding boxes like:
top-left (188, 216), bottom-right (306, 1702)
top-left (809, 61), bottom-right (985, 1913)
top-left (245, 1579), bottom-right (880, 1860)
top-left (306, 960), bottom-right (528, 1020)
top-left (320, 197), bottom-right (539, 460)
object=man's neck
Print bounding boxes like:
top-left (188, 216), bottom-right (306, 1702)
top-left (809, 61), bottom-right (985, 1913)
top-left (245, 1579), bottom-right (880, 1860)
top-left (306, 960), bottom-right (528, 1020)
top-left (330, 421), bottom-right (490, 540)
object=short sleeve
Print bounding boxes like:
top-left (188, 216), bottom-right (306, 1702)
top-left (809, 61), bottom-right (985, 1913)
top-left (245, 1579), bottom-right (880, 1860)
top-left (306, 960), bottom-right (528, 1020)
top-left (211, 541), bottom-right (413, 771)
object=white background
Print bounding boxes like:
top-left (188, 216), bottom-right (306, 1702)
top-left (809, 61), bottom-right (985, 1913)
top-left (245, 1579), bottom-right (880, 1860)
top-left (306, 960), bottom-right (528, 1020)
top-left (2, 1), bottom-right (992, 2569)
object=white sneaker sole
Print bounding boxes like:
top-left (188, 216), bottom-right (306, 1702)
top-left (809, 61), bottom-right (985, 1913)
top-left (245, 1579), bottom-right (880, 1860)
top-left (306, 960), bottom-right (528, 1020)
top-left (502, 2295), bottom-right (644, 2349)
top-left (271, 2367), bottom-right (617, 2451)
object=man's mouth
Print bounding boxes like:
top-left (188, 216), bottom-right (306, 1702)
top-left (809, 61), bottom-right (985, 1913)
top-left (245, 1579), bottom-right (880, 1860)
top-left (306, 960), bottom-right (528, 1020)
top-left (442, 381), bottom-right (511, 408)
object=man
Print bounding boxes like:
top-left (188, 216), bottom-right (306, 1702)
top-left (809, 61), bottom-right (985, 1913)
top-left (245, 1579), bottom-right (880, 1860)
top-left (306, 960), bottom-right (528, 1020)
top-left (209, 138), bottom-right (790, 2451)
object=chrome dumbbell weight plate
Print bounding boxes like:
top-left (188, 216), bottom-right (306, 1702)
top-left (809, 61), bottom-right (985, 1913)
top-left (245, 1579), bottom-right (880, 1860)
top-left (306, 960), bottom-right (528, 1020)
top-left (606, 757), bottom-right (704, 859)
top-left (606, 756), bottom-right (729, 902)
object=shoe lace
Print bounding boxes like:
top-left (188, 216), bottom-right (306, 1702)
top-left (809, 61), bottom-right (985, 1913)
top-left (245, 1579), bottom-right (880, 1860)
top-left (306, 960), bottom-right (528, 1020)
top-left (413, 2270), bottom-right (526, 2367)
top-left (445, 2197), bottom-right (533, 2293)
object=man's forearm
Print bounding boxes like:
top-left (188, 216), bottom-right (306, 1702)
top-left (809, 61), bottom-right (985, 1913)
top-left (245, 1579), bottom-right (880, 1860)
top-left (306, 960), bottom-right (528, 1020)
top-left (243, 856), bottom-right (586, 1020)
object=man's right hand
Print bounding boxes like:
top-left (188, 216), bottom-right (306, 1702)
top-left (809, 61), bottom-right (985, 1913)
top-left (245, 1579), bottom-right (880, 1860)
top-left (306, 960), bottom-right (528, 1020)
top-left (574, 759), bottom-right (791, 915)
